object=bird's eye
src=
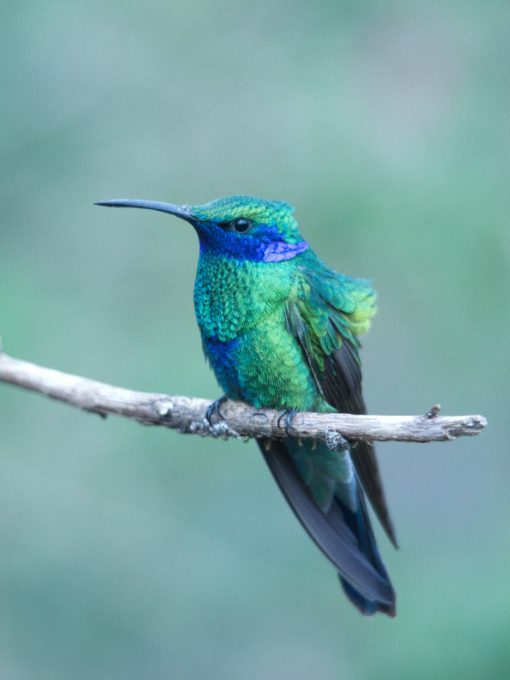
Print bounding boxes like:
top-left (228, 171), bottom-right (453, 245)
top-left (230, 218), bottom-right (252, 233)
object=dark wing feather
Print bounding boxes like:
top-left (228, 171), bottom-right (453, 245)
top-left (287, 264), bottom-right (398, 547)
top-left (325, 343), bottom-right (397, 547)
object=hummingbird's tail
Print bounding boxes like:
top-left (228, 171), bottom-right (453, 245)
top-left (259, 439), bottom-right (396, 617)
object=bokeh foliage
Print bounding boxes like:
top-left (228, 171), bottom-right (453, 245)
top-left (1, 1), bottom-right (509, 678)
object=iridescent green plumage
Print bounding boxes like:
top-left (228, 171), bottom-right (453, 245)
top-left (97, 194), bottom-right (397, 616)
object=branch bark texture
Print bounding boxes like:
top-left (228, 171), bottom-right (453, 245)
top-left (0, 352), bottom-right (487, 448)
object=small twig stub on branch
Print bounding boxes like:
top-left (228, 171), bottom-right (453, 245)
top-left (0, 352), bottom-right (487, 447)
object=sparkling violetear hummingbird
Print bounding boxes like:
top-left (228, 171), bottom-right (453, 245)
top-left (97, 195), bottom-right (397, 616)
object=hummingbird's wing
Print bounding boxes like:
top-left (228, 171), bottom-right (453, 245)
top-left (286, 261), bottom-right (397, 547)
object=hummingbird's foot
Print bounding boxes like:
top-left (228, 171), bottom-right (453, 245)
top-left (205, 395), bottom-right (228, 426)
top-left (277, 409), bottom-right (299, 437)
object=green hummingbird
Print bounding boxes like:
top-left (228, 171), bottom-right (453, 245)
top-left (97, 195), bottom-right (397, 616)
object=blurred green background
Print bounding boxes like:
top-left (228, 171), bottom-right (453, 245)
top-left (1, 1), bottom-right (509, 678)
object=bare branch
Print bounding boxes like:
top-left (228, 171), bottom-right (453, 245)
top-left (0, 352), bottom-right (487, 447)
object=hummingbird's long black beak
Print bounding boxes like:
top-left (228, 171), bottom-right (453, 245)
top-left (95, 199), bottom-right (196, 223)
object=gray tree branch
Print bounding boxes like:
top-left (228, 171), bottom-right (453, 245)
top-left (0, 352), bottom-right (487, 448)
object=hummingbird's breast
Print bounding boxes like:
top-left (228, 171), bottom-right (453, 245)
top-left (193, 252), bottom-right (293, 340)
top-left (194, 252), bottom-right (319, 409)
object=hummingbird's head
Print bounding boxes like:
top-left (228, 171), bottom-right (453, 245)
top-left (96, 195), bottom-right (309, 263)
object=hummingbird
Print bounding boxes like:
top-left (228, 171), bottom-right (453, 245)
top-left (97, 195), bottom-right (397, 616)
